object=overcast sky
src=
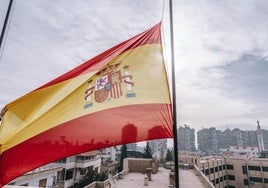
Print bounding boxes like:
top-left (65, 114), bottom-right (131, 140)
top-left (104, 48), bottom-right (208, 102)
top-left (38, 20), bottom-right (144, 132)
top-left (0, 0), bottom-right (268, 131)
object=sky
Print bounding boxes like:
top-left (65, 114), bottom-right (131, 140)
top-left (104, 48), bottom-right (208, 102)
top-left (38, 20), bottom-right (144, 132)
top-left (0, 0), bottom-right (268, 132)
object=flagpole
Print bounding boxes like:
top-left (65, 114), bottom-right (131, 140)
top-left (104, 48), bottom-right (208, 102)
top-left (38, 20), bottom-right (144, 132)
top-left (0, 0), bottom-right (14, 57)
top-left (169, 0), bottom-right (179, 187)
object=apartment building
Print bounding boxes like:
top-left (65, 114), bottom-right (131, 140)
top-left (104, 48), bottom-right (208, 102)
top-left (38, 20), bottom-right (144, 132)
top-left (126, 143), bottom-right (137, 152)
top-left (219, 146), bottom-right (259, 158)
top-left (148, 139), bottom-right (168, 158)
top-left (197, 126), bottom-right (265, 155)
top-left (200, 157), bottom-right (268, 188)
top-left (8, 150), bottom-right (101, 188)
top-left (178, 124), bottom-right (196, 152)
top-left (197, 127), bottom-right (219, 154)
top-left (7, 163), bottom-right (64, 187)
top-left (179, 150), bottom-right (268, 188)
top-left (199, 157), bottom-right (228, 188)
top-left (224, 157), bottom-right (268, 188)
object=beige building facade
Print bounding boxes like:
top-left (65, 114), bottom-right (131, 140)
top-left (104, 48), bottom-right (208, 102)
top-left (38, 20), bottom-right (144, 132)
top-left (180, 153), bottom-right (268, 188)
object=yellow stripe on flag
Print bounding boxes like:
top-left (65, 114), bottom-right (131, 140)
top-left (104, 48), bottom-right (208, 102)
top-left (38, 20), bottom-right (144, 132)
top-left (0, 44), bottom-right (170, 152)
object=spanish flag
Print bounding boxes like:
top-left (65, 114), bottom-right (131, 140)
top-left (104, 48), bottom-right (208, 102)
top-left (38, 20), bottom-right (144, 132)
top-left (0, 22), bottom-right (173, 186)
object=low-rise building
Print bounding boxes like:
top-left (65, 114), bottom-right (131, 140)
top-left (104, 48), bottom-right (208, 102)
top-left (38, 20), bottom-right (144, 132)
top-left (219, 146), bottom-right (259, 158)
top-left (8, 150), bottom-right (101, 188)
top-left (7, 163), bottom-right (64, 187)
top-left (180, 152), bottom-right (268, 188)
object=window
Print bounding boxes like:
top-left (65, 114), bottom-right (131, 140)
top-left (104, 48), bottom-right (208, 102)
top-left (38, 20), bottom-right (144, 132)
top-left (210, 168), bottom-right (214, 173)
top-left (227, 175), bottom-right (235, 181)
top-left (244, 179), bottom-right (249, 185)
top-left (57, 169), bottom-right (65, 181)
top-left (66, 169), bottom-right (74, 180)
top-left (242, 166), bottom-right (247, 174)
top-left (248, 165), bottom-right (261, 171)
top-left (39, 179), bottom-right (47, 187)
top-left (264, 178), bottom-right (268, 184)
top-left (226, 164), bottom-right (234, 170)
top-left (215, 166), bottom-right (218, 172)
top-left (205, 169), bottom-right (209, 175)
top-left (55, 158), bottom-right (66, 163)
top-left (220, 176), bottom-right (223, 182)
top-left (211, 180), bottom-right (215, 186)
top-left (249, 176), bottom-right (262, 183)
top-left (219, 165), bottom-right (222, 171)
top-left (263, 166), bottom-right (268, 172)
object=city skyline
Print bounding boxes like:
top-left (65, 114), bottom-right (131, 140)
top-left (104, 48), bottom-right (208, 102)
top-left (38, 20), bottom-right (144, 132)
top-left (1, 0), bottom-right (268, 131)
top-left (177, 123), bottom-right (268, 154)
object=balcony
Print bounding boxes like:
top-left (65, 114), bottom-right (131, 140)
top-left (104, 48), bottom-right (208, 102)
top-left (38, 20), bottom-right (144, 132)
top-left (76, 156), bottom-right (101, 168)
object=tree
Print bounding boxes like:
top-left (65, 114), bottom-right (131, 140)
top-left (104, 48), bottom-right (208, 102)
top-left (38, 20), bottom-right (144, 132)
top-left (143, 142), bottom-right (153, 158)
top-left (74, 169), bottom-right (107, 188)
top-left (165, 148), bottom-right (173, 161)
top-left (118, 144), bottom-right (128, 172)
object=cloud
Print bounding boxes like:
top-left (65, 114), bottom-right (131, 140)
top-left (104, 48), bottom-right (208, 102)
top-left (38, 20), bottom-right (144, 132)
top-left (0, 0), bottom-right (165, 107)
top-left (174, 0), bottom-right (268, 69)
top-left (1, 0), bottom-right (268, 131)
top-left (172, 0), bottom-right (268, 129)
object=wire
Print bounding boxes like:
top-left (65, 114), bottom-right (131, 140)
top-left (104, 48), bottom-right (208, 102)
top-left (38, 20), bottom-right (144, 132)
top-left (161, 0), bottom-right (166, 22)
top-left (160, 0), bottom-right (172, 84)
top-left (0, 0), bottom-right (16, 63)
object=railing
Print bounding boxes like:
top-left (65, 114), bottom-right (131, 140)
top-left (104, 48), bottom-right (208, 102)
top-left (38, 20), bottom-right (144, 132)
top-left (193, 165), bottom-right (215, 188)
top-left (83, 168), bottom-right (129, 188)
top-left (26, 163), bottom-right (63, 174)
top-left (76, 155), bottom-right (100, 163)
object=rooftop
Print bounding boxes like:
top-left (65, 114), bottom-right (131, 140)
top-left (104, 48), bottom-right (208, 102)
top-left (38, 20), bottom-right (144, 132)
top-left (3, 168), bottom-right (206, 188)
top-left (115, 167), bottom-right (206, 188)
top-left (179, 168), bottom-right (206, 188)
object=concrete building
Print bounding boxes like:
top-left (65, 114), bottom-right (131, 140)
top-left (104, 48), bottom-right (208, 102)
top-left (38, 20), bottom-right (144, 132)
top-left (8, 150), bottom-right (101, 188)
top-left (178, 124), bottom-right (196, 152)
top-left (126, 143), bottom-right (137, 152)
top-left (263, 130), bottom-right (268, 150)
top-left (224, 157), bottom-right (268, 188)
top-left (243, 130), bottom-right (258, 148)
top-left (219, 128), bottom-right (237, 149)
top-left (148, 139), bottom-right (168, 158)
top-left (197, 126), bottom-right (267, 155)
top-left (101, 147), bottom-right (118, 162)
top-left (7, 163), bottom-right (64, 187)
top-left (197, 127), bottom-right (218, 155)
top-left (180, 152), bottom-right (268, 188)
top-left (232, 128), bottom-right (243, 148)
top-left (219, 146), bottom-right (259, 158)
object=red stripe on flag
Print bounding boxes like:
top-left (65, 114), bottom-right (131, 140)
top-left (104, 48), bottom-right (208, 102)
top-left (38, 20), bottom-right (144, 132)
top-left (0, 103), bottom-right (172, 186)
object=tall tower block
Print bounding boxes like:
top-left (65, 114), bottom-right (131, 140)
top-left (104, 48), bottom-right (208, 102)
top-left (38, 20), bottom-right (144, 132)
top-left (256, 120), bottom-right (265, 152)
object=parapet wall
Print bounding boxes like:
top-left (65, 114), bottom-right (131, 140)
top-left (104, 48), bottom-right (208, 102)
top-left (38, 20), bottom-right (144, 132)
top-left (123, 158), bottom-right (158, 174)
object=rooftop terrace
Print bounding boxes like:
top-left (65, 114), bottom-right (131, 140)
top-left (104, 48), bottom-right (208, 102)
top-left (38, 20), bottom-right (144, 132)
top-left (115, 167), bottom-right (206, 188)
